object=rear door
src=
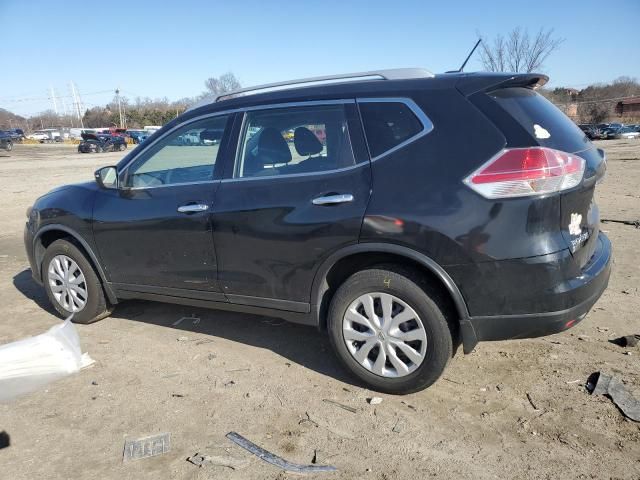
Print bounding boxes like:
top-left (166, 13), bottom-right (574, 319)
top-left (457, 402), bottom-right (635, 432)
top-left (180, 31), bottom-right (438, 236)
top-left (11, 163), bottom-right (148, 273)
top-left (211, 101), bottom-right (370, 309)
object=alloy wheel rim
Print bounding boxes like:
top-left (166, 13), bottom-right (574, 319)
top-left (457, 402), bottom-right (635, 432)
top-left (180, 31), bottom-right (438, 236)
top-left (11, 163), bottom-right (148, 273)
top-left (342, 292), bottom-right (427, 378)
top-left (47, 255), bottom-right (88, 313)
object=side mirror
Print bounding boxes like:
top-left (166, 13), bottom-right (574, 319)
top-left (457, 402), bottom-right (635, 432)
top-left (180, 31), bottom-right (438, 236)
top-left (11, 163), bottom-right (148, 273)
top-left (95, 166), bottom-right (119, 189)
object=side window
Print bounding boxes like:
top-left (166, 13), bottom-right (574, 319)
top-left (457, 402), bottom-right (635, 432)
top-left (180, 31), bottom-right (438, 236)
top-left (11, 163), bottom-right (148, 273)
top-left (359, 101), bottom-right (425, 158)
top-left (235, 104), bottom-right (356, 178)
top-left (124, 115), bottom-right (228, 188)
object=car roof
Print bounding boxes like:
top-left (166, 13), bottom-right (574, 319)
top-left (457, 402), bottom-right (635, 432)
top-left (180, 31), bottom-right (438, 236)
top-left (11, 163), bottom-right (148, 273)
top-left (185, 70), bottom-right (549, 119)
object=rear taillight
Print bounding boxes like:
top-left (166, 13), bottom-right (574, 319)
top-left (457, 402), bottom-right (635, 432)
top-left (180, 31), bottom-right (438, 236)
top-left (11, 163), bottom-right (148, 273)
top-left (464, 147), bottom-right (585, 199)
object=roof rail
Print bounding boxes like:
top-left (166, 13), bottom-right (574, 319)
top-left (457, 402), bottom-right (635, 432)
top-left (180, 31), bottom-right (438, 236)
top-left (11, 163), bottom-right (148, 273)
top-left (187, 68), bottom-right (434, 111)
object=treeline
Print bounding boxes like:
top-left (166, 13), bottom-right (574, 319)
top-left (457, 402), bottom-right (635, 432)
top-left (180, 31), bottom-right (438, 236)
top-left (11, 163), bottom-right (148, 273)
top-left (82, 96), bottom-right (195, 128)
top-left (3, 73), bottom-right (639, 131)
top-left (541, 76), bottom-right (640, 123)
top-left (0, 73), bottom-right (241, 131)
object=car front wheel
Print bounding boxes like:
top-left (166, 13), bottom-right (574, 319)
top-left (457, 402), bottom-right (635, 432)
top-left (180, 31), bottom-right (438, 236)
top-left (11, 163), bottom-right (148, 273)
top-left (327, 265), bottom-right (454, 394)
top-left (42, 239), bottom-right (112, 324)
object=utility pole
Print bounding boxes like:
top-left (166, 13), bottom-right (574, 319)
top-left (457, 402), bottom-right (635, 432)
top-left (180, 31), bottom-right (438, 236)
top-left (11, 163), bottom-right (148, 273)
top-left (115, 88), bottom-right (124, 129)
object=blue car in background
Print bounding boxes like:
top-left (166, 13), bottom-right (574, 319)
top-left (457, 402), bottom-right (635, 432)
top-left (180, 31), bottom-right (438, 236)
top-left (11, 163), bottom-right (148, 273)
top-left (126, 129), bottom-right (152, 144)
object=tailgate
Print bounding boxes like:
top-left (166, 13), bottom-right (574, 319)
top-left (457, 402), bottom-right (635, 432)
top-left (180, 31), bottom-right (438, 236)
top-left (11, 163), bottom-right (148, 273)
top-left (560, 147), bottom-right (606, 268)
top-left (484, 87), bottom-right (607, 268)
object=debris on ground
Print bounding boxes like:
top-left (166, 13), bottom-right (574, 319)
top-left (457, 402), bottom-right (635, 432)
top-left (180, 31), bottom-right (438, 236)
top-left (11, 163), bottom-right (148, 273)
top-left (587, 372), bottom-right (640, 422)
top-left (123, 432), bottom-right (171, 462)
top-left (173, 314), bottom-right (200, 327)
top-left (401, 400), bottom-right (417, 411)
top-left (392, 418), bottom-right (405, 433)
top-left (323, 399), bottom-right (357, 413)
top-left (526, 392), bottom-right (540, 411)
top-left (0, 315), bottom-right (94, 402)
top-left (600, 218), bottom-right (640, 228)
top-left (187, 452), bottom-right (249, 470)
top-left (367, 397), bottom-right (383, 405)
top-left (610, 335), bottom-right (640, 348)
top-left (298, 412), bottom-right (319, 428)
top-left (226, 431), bottom-right (337, 473)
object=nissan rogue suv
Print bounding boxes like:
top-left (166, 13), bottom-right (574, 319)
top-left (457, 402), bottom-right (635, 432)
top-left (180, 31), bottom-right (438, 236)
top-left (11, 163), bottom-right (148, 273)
top-left (24, 69), bottom-right (611, 393)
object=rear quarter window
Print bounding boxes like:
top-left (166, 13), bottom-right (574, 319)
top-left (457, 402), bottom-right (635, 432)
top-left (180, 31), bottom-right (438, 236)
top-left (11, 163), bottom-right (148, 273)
top-left (489, 88), bottom-right (590, 153)
top-left (359, 101), bottom-right (425, 158)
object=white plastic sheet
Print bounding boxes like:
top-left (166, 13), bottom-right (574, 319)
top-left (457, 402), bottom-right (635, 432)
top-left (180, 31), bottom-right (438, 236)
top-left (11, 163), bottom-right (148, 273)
top-left (0, 316), bottom-right (94, 402)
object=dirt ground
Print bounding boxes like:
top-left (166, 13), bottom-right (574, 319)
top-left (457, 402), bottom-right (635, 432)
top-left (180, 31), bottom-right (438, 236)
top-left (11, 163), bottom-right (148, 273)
top-left (0, 140), bottom-right (639, 480)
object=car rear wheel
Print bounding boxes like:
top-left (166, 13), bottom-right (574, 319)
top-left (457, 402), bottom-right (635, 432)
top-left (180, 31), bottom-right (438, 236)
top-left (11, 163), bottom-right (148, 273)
top-left (119, 143), bottom-right (127, 151)
top-left (327, 265), bottom-right (453, 394)
top-left (42, 239), bottom-right (112, 324)
top-left (5, 142), bottom-right (12, 152)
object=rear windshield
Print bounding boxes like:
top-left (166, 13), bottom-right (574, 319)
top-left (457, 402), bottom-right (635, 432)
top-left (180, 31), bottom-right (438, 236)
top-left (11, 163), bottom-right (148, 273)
top-left (489, 87), bottom-right (590, 153)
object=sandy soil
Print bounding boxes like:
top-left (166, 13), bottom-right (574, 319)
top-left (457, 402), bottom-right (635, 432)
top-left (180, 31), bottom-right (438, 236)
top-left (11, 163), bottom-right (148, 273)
top-left (0, 141), bottom-right (639, 479)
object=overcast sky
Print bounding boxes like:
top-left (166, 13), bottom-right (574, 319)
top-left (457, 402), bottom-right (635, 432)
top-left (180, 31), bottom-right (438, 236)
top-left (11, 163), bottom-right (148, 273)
top-left (1, 0), bottom-right (639, 116)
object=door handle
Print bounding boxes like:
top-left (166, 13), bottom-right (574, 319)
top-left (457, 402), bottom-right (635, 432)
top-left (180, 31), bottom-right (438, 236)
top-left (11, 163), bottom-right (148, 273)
top-left (177, 203), bottom-right (209, 213)
top-left (312, 194), bottom-right (354, 206)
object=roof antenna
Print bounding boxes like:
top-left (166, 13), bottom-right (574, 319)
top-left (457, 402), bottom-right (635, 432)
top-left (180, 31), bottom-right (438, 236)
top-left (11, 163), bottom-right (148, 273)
top-left (447, 38), bottom-right (482, 73)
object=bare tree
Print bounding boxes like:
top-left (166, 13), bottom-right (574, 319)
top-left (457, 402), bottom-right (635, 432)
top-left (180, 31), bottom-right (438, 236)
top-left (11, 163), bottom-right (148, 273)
top-left (479, 28), bottom-right (564, 73)
top-left (204, 72), bottom-right (241, 96)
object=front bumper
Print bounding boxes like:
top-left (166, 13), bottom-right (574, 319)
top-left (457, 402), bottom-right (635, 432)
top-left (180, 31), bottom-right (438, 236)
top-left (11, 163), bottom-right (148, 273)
top-left (451, 233), bottom-right (612, 352)
top-left (24, 223), bottom-right (41, 285)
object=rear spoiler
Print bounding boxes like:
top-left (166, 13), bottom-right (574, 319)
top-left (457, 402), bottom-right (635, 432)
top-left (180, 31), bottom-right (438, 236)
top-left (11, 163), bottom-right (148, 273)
top-left (455, 73), bottom-right (549, 96)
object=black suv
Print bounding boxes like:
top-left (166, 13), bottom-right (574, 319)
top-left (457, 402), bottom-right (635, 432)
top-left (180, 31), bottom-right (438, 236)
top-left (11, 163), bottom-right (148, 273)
top-left (24, 69), bottom-right (611, 393)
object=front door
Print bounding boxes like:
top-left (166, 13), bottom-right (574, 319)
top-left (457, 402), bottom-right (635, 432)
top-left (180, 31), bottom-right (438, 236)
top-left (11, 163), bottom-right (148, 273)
top-left (93, 114), bottom-right (231, 297)
top-left (212, 102), bottom-right (371, 308)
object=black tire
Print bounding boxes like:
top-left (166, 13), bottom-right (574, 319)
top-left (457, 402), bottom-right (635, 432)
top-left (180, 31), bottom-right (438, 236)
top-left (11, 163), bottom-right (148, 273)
top-left (119, 143), bottom-right (127, 151)
top-left (6, 141), bottom-right (12, 152)
top-left (327, 265), bottom-right (453, 394)
top-left (42, 239), bottom-right (112, 324)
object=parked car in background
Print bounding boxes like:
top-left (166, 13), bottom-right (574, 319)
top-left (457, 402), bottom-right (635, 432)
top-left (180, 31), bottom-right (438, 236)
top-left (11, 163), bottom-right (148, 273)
top-left (4, 128), bottom-right (25, 141)
top-left (78, 133), bottom-right (127, 153)
top-left (126, 129), bottom-right (152, 144)
top-left (27, 130), bottom-right (50, 141)
top-left (600, 127), bottom-right (619, 139)
top-left (612, 126), bottom-right (640, 139)
top-left (0, 131), bottom-right (13, 152)
top-left (25, 69), bottom-right (611, 393)
top-left (578, 124), bottom-right (601, 140)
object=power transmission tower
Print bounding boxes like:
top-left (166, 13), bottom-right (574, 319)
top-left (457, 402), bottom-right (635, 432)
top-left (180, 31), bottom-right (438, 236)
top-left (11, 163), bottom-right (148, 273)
top-left (50, 86), bottom-right (59, 115)
top-left (70, 81), bottom-right (84, 129)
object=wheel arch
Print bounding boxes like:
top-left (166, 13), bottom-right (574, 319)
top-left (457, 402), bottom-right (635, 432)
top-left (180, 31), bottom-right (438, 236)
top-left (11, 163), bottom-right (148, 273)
top-left (311, 243), bottom-right (478, 353)
top-left (34, 224), bottom-right (118, 304)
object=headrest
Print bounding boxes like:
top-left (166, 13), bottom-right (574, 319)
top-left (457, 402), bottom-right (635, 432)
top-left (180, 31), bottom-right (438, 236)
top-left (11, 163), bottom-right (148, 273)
top-left (294, 127), bottom-right (323, 156)
top-left (256, 127), bottom-right (292, 164)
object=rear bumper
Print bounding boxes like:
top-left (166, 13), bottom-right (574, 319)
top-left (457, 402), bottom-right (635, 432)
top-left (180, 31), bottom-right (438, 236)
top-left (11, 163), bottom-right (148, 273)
top-left (454, 233), bottom-right (612, 352)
